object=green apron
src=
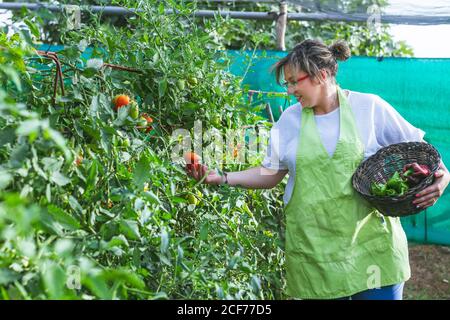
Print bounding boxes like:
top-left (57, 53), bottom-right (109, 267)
top-left (284, 87), bottom-right (410, 299)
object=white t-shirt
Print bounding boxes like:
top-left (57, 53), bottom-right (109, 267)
top-left (261, 90), bottom-right (426, 206)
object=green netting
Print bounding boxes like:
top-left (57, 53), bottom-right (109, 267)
top-left (226, 50), bottom-right (450, 246)
top-left (225, 50), bottom-right (294, 120)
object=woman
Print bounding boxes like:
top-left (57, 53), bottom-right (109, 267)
top-left (184, 39), bottom-right (450, 300)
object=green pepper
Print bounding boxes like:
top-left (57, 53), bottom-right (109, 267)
top-left (371, 170), bottom-right (410, 197)
top-left (402, 168), bottom-right (414, 178)
top-left (386, 172), bottom-right (404, 193)
top-left (371, 183), bottom-right (387, 196)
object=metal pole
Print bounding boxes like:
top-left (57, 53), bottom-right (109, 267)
top-left (1, 3), bottom-right (450, 25)
top-left (190, 10), bottom-right (278, 20)
top-left (278, 105), bottom-right (284, 117)
top-left (287, 12), bottom-right (450, 25)
top-left (265, 103), bottom-right (274, 123)
top-left (0, 3), bottom-right (135, 16)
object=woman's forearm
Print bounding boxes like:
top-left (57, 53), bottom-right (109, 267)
top-left (225, 166), bottom-right (288, 189)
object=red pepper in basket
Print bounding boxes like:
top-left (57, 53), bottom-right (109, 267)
top-left (402, 163), bottom-right (431, 187)
top-left (403, 163), bottom-right (430, 177)
top-left (418, 164), bottom-right (430, 176)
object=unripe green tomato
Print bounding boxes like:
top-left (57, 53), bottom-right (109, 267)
top-left (195, 191), bottom-right (203, 205)
top-left (176, 79), bottom-right (186, 91)
top-left (121, 137), bottom-right (130, 148)
top-left (188, 76), bottom-right (198, 86)
top-left (129, 101), bottom-right (139, 119)
top-left (212, 115), bottom-right (221, 127)
top-left (137, 116), bottom-right (148, 127)
top-left (187, 194), bottom-right (198, 205)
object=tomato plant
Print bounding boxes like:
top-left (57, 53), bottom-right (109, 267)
top-left (0, 0), bottom-right (286, 300)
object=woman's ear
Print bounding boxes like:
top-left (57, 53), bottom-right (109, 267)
top-left (312, 69), bottom-right (328, 85)
top-left (320, 69), bottom-right (328, 82)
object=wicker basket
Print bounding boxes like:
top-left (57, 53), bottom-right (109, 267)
top-left (352, 142), bottom-right (441, 217)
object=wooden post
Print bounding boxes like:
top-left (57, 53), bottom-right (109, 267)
top-left (276, 1), bottom-right (287, 51)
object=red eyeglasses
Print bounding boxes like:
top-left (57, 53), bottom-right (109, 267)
top-left (281, 74), bottom-right (309, 88)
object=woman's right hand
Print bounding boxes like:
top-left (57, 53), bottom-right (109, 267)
top-left (185, 163), bottom-right (224, 185)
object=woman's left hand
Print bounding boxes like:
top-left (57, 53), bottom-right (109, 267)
top-left (413, 168), bottom-right (450, 209)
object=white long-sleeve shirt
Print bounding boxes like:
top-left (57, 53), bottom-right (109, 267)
top-left (262, 89), bottom-right (426, 206)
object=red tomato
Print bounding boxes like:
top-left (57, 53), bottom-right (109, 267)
top-left (184, 152), bottom-right (201, 170)
top-left (113, 94), bottom-right (130, 110)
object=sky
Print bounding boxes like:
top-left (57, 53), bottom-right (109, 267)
top-left (1, 0), bottom-right (450, 58)
top-left (385, 0), bottom-right (450, 58)
top-left (389, 25), bottom-right (450, 58)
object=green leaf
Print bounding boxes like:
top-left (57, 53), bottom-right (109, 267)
top-left (199, 222), bottom-right (209, 241)
top-left (16, 119), bottom-right (41, 136)
top-left (86, 159), bottom-right (99, 193)
top-left (0, 269), bottom-right (20, 285)
top-left (113, 105), bottom-right (130, 126)
top-left (158, 2), bottom-right (165, 14)
top-left (100, 130), bottom-right (111, 154)
top-left (54, 239), bottom-right (74, 257)
top-left (42, 157), bottom-right (63, 172)
top-left (177, 245), bottom-right (184, 261)
top-left (68, 196), bottom-right (83, 215)
top-left (0, 127), bottom-right (16, 147)
top-left (80, 124), bottom-right (100, 140)
top-left (158, 79), bottom-right (167, 98)
top-left (84, 275), bottom-right (112, 300)
top-left (102, 269), bottom-right (145, 289)
top-left (31, 147), bottom-right (47, 180)
top-left (20, 184), bottom-right (33, 198)
top-left (50, 171), bottom-right (70, 186)
top-left (45, 128), bottom-right (71, 161)
top-left (9, 144), bottom-right (29, 168)
top-left (251, 275), bottom-right (261, 293)
top-left (159, 254), bottom-right (172, 267)
top-left (18, 238), bottom-right (36, 257)
top-left (170, 196), bottom-right (186, 204)
top-left (106, 235), bottom-right (129, 249)
top-left (0, 171), bottom-right (12, 190)
top-left (89, 94), bottom-right (100, 116)
top-left (143, 191), bottom-right (161, 205)
top-left (47, 204), bottom-right (81, 230)
top-left (0, 65), bottom-right (22, 91)
top-left (24, 18), bottom-right (40, 38)
top-left (133, 155), bottom-right (151, 189)
top-left (119, 219), bottom-right (141, 240)
top-left (42, 262), bottom-right (66, 299)
top-left (160, 228), bottom-right (169, 253)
